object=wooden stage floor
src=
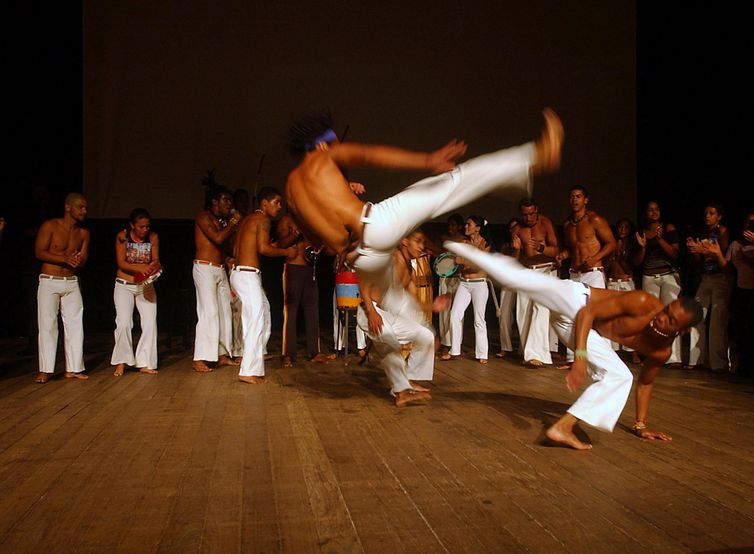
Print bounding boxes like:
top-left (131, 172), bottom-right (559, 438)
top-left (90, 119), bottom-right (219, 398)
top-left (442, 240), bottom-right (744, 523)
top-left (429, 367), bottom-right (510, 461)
top-left (0, 335), bottom-right (752, 553)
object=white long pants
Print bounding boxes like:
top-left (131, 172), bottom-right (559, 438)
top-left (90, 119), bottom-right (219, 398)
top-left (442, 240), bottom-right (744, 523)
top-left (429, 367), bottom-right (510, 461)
top-left (689, 273), bottom-right (731, 370)
top-left (111, 280), bottom-right (158, 369)
top-left (438, 276), bottom-right (460, 347)
top-left (37, 276), bottom-right (85, 374)
top-left (355, 143), bottom-right (534, 289)
top-left (606, 278), bottom-right (635, 352)
top-left (450, 279), bottom-right (489, 359)
top-left (357, 298), bottom-right (434, 394)
top-left (516, 266), bottom-right (558, 363)
top-left (566, 269), bottom-right (606, 361)
top-left (192, 263), bottom-right (233, 361)
top-left (642, 272), bottom-right (682, 363)
top-left (498, 287), bottom-right (516, 352)
top-left (444, 244), bottom-right (633, 432)
top-left (230, 269), bottom-right (271, 377)
top-left (333, 290), bottom-right (367, 351)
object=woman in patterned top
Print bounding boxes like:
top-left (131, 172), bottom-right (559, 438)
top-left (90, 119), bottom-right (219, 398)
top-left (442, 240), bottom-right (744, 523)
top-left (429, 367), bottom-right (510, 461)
top-left (111, 208), bottom-right (161, 376)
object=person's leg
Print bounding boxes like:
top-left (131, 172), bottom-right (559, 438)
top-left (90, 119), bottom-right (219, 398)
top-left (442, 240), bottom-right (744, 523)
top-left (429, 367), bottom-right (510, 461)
top-left (444, 243), bottom-right (587, 320)
top-left (134, 283), bottom-right (158, 370)
top-left (37, 278), bottom-right (60, 376)
top-left (302, 269), bottom-right (321, 358)
top-left (689, 277), bottom-right (712, 366)
top-left (230, 292), bottom-right (244, 358)
top-left (406, 323), bottom-right (435, 382)
top-left (516, 288), bottom-right (534, 357)
top-left (497, 287), bottom-right (515, 353)
top-left (438, 276), bottom-right (459, 348)
top-left (658, 273), bottom-right (682, 364)
top-left (231, 271), bottom-right (266, 381)
top-left (217, 270), bottom-right (234, 358)
top-left (606, 280), bottom-right (623, 350)
top-left (469, 280), bottom-right (489, 361)
top-left (111, 280), bottom-right (136, 369)
top-left (282, 263), bottom-right (303, 361)
top-left (707, 274), bottom-right (731, 371)
top-left (262, 290), bottom-right (272, 356)
top-left (448, 282), bottom-right (472, 356)
top-left (193, 264), bottom-right (220, 363)
top-left (60, 280), bottom-right (85, 374)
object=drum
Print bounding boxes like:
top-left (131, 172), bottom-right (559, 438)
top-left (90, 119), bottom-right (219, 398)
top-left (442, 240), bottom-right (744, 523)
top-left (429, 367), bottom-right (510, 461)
top-left (433, 252), bottom-right (459, 278)
top-left (335, 271), bottom-right (360, 309)
top-left (411, 255), bottom-right (433, 321)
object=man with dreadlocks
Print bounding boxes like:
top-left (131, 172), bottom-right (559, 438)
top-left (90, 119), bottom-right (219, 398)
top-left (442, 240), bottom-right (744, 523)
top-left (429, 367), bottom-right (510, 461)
top-left (192, 173), bottom-right (242, 373)
top-left (284, 110), bottom-right (564, 298)
top-left (443, 241), bottom-right (704, 450)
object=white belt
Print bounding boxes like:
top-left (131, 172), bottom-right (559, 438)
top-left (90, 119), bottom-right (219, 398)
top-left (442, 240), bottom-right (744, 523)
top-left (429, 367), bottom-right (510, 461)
top-left (570, 267), bottom-right (604, 274)
top-left (39, 274), bottom-right (77, 281)
top-left (233, 265), bottom-right (260, 273)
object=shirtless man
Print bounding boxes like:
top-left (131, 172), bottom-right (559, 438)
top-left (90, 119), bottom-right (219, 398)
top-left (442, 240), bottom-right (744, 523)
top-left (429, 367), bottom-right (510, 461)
top-left (34, 193), bottom-right (90, 383)
top-left (230, 187), bottom-right (296, 384)
top-left (192, 185), bottom-right (242, 372)
top-left (284, 109), bottom-right (563, 296)
top-left (558, 185), bottom-right (616, 366)
top-left (444, 242), bottom-right (704, 450)
top-left (512, 197), bottom-right (559, 367)
top-left (359, 230), bottom-right (445, 406)
top-left (277, 212), bottom-right (332, 367)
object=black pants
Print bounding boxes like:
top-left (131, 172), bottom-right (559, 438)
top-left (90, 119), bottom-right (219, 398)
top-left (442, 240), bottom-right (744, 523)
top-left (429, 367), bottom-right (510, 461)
top-left (282, 263), bottom-right (319, 359)
top-left (730, 286), bottom-right (754, 376)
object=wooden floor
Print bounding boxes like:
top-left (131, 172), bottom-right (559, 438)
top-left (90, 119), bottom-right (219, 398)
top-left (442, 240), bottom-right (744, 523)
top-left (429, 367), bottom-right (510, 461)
top-left (0, 334), bottom-right (753, 553)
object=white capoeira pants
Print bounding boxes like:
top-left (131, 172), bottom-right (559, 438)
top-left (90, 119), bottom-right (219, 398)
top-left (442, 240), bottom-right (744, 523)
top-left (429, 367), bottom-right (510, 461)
top-left (566, 268), bottom-right (606, 362)
top-left (192, 262), bottom-right (233, 362)
top-left (357, 293), bottom-right (434, 394)
top-left (689, 272), bottom-right (731, 370)
top-left (444, 243), bottom-right (633, 432)
top-left (449, 279), bottom-right (489, 360)
top-left (438, 276), bottom-right (460, 347)
top-left (230, 268), bottom-right (271, 377)
top-left (642, 272), bottom-right (682, 364)
top-left (606, 278), bottom-right (635, 352)
top-left (497, 287), bottom-right (516, 353)
top-left (333, 290), bottom-right (367, 351)
top-left (37, 275), bottom-right (85, 374)
top-left (111, 280), bottom-right (158, 369)
top-left (354, 143), bottom-right (534, 290)
top-left (516, 265), bottom-right (559, 363)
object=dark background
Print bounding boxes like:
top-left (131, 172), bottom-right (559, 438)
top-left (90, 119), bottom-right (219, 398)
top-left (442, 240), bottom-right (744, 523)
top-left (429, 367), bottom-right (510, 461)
top-left (3, 2), bottom-right (753, 341)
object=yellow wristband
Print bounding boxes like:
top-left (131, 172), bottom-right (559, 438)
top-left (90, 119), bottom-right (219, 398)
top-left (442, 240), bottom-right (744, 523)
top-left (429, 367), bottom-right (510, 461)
top-left (574, 348), bottom-right (588, 360)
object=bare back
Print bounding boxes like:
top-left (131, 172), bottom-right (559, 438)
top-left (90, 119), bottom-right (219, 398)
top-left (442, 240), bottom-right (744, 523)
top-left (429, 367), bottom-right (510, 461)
top-left (285, 150), bottom-right (365, 253)
top-left (194, 210), bottom-right (226, 264)
top-left (233, 212), bottom-right (269, 268)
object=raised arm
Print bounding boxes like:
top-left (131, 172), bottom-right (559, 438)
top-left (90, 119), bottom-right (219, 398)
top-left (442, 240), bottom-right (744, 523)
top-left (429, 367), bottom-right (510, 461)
top-left (330, 139), bottom-right (467, 174)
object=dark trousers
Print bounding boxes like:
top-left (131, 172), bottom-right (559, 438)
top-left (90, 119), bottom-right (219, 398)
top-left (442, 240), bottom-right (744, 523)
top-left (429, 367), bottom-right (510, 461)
top-left (282, 263), bottom-right (319, 359)
top-left (730, 286), bottom-right (754, 376)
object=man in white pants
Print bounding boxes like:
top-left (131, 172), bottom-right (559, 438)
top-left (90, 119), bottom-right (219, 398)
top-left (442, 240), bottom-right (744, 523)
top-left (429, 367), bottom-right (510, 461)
top-left (512, 198), bottom-right (560, 366)
top-left (192, 183), bottom-right (242, 372)
top-left (230, 187), bottom-right (296, 384)
top-left (285, 109), bottom-right (564, 297)
top-left (444, 242), bottom-right (704, 450)
top-left (34, 193), bottom-right (90, 383)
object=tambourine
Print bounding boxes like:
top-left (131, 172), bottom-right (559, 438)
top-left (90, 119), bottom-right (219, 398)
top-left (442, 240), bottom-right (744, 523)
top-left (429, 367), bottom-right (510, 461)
top-left (135, 268), bottom-right (163, 285)
top-left (433, 252), bottom-right (459, 278)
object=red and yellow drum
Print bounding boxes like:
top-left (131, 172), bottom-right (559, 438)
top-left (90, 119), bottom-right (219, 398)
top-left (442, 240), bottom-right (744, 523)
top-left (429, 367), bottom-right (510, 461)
top-left (335, 271), bottom-right (361, 309)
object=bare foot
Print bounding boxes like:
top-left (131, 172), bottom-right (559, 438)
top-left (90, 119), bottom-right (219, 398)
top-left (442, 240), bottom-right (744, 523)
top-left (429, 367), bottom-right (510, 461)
top-left (218, 355), bottom-right (241, 367)
top-left (665, 362), bottom-right (682, 369)
top-left (35, 372), bottom-right (50, 384)
top-left (282, 355), bottom-right (293, 368)
top-left (357, 349), bottom-right (366, 359)
top-left (310, 352), bottom-right (334, 364)
top-left (441, 353), bottom-right (460, 361)
top-left (555, 362), bottom-right (571, 371)
top-left (395, 389), bottom-right (430, 407)
top-left (545, 425), bottom-right (592, 451)
top-left (263, 353), bottom-right (274, 361)
top-left (525, 359), bottom-right (545, 368)
top-left (531, 108), bottom-right (564, 175)
top-left (193, 360), bottom-right (213, 373)
top-left (139, 368), bottom-right (158, 374)
top-left (239, 375), bottom-right (265, 384)
top-left (65, 371), bottom-right (89, 380)
top-left (495, 351), bottom-right (507, 358)
top-left (409, 380), bottom-right (431, 393)
top-left (113, 364), bottom-right (125, 377)
top-left (478, 358), bottom-right (488, 365)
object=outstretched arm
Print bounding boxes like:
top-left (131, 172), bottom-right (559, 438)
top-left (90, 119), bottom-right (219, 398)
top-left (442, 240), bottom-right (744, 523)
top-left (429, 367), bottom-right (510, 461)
top-left (634, 358), bottom-right (672, 441)
top-left (330, 140), bottom-right (467, 174)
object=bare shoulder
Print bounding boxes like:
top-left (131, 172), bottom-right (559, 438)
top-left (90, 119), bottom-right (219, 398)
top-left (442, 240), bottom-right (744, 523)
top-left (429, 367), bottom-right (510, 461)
top-left (623, 289), bottom-right (661, 311)
top-left (587, 211), bottom-right (607, 226)
top-left (116, 229), bottom-right (127, 242)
